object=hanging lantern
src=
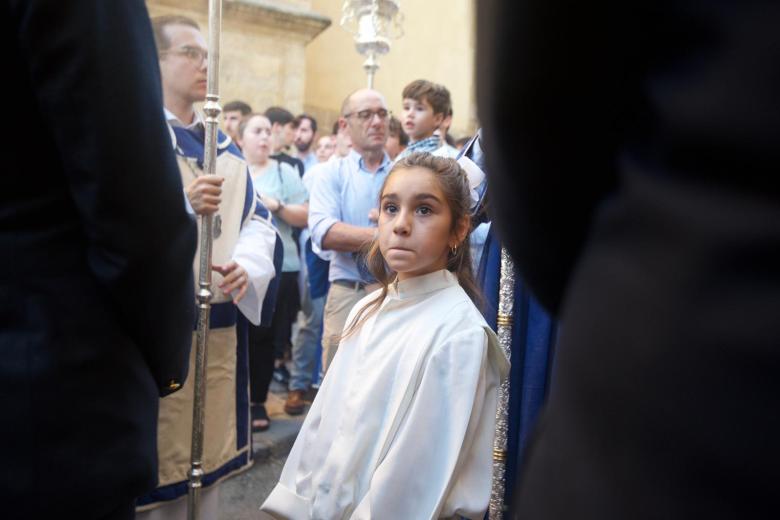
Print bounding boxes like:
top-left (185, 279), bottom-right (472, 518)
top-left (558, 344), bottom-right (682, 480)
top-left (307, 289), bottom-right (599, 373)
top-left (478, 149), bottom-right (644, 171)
top-left (340, 0), bottom-right (404, 88)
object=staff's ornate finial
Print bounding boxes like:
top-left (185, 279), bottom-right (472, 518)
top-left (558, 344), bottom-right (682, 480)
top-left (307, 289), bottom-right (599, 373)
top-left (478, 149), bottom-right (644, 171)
top-left (340, 0), bottom-right (404, 88)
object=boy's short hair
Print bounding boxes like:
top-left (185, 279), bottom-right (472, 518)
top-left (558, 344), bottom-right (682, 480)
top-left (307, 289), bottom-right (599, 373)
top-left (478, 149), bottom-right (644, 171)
top-left (223, 100), bottom-right (252, 115)
top-left (151, 15), bottom-right (200, 53)
top-left (264, 106), bottom-right (295, 127)
top-left (402, 79), bottom-right (452, 116)
top-left (388, 116), bottom-right (409, 146)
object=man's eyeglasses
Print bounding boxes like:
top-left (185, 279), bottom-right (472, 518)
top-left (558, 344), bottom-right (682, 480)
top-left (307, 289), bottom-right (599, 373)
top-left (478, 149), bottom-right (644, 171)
top-left (160, 45), bottom-right (208, 64)
top-left (344, 109), bottom-right (391, 123)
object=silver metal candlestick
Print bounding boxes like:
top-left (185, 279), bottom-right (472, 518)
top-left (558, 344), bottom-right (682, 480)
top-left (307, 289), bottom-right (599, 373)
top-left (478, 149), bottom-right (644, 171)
top-left (340, 0), bottom-right (404, 88)
top-left (188, 0), bottom-right (222, 518)
top-left (489, 247), bottom-right (516, 519)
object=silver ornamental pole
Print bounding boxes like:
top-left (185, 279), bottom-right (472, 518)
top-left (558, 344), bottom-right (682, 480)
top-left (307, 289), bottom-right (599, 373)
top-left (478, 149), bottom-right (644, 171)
top-left (489, 247), bottom-right (515, 519)
top-left (188, 0), bottom-right (222, 517)
top-left (340, 0), bottom-right (404, 88)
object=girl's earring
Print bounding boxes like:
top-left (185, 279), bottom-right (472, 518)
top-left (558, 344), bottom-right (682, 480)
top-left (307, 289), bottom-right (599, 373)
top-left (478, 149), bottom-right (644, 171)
top-left (450, 244), bottom-right (458, 256)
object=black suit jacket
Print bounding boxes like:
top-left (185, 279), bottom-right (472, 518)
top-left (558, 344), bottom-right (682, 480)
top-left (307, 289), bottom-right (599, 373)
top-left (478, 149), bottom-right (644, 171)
top-left (478, 1), bottom-right (780, 518)
top-left (1, 1), bottom-right (197, 516)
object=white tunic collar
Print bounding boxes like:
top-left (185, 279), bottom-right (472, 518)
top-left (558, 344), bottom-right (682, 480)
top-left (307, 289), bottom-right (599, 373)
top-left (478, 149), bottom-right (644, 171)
top-left (387, 269), bottom-right (459, 301)
top-left (163, 107), bottom-right (233, 151)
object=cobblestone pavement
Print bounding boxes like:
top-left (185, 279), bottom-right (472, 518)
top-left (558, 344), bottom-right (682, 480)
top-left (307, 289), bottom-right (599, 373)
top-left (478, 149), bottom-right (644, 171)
top-left (219, 386), bottom-right (309, 519)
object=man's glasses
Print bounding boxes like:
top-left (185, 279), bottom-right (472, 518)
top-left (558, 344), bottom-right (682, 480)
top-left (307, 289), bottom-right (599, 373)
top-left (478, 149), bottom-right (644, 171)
top-left (160, 45), bottom-right (208, 64)
top-left (344, 109), bottom-right (391, 123)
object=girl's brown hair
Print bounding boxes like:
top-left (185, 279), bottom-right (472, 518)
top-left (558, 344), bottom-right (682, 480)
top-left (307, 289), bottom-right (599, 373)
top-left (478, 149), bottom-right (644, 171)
top-left (342, 152), bottom-right (481, 339)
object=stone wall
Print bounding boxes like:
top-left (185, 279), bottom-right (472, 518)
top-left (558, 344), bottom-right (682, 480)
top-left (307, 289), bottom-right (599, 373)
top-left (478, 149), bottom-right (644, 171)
top-left (147, 0), bottom-right (330, 114)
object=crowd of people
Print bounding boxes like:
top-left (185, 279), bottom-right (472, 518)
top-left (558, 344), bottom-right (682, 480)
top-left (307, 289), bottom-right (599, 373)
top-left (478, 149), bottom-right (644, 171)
top-left (217, 54), bottom-right (475, 435)
top-left (139, 13), bottom-right (489, 520)
top-left (7, 1), bottom-right (778, 519)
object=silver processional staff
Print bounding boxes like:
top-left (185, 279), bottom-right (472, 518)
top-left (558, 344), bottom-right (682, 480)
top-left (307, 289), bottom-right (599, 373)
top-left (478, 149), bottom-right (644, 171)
top-left (188, 0), bottom-right (223, 518)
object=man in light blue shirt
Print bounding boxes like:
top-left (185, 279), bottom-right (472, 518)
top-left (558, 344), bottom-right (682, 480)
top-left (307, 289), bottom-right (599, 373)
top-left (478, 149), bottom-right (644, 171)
top-left (308, 88), bottom-right (392, 371)
top-left (286, 113), bottom-right (327, 414)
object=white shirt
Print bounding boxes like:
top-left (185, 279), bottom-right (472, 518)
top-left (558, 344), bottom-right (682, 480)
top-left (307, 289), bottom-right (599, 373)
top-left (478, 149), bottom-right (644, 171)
top-left (229, 208), bottom-right (278, 325)
top-left (262, 269), bottom-right (509, 519)
top-left (432, 143), bottom-right (460, 159)
top-left (307, 150), bottom-right (391, 282)
top-left (164, 107), bottom-right (203, 129)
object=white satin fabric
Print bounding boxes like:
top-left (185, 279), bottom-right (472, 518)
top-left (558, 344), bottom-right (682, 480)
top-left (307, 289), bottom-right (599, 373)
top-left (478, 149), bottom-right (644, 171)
top-left (262, 269), bottom-right (509, 519)
top-left (232, 212), bottom-right (278, 325)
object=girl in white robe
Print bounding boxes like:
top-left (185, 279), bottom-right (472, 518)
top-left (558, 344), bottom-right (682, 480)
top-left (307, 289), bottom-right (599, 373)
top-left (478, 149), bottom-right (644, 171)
top-left (262, 152), bottom-right (510, 519)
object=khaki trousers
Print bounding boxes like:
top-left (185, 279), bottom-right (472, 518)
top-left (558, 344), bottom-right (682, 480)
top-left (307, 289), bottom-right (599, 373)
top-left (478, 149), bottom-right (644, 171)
top-left (321, 282), bottom-right (367, 372)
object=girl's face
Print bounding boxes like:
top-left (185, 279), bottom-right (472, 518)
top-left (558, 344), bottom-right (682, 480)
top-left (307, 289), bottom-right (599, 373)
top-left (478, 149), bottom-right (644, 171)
top-left (378, 167), bottom-right (463, 281)
top-left (239, 115), bottom-right (272, 164)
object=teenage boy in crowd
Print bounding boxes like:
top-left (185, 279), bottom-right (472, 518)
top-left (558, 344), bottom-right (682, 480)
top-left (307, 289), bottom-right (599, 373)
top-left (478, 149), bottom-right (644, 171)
top-left (222, 100), bottom-right (252, 145)
top-left (395, 79), bottom-right (455, 161)
top-left (265, 106), bottom-right (305, 177)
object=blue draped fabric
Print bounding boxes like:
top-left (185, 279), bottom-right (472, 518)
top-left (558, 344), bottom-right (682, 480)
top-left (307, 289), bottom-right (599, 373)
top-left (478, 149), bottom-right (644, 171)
top-left (456, 131), bottom-right (557, 516)
top-left (478, 226), bottom-right (558, 516)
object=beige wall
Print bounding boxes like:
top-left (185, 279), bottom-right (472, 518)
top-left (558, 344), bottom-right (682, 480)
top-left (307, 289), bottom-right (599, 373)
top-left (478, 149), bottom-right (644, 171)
top-left (304, 0), bottom-right (477, 139)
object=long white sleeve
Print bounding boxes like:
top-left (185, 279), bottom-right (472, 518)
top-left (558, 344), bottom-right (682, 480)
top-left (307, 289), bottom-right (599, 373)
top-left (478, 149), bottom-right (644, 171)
top-left (349, 327), bottom-right (500, 520)
top-left (231, 213), bottom-right (277, 325)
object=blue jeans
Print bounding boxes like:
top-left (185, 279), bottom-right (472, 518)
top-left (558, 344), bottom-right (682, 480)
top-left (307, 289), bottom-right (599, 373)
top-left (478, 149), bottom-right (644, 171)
top-left (289, 284), bottom-right (325, 391)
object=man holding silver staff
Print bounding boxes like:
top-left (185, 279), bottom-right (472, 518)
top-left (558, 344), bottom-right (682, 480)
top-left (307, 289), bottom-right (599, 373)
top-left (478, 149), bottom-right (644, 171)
top-left (135, 15), bottom-right (281, 520)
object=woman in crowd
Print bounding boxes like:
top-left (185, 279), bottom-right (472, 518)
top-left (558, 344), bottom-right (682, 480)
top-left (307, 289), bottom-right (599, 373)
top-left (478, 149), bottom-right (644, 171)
top-left (314, 135), bottom-right (336, 163)
top-left (239, 113), bottom-right (309, 431)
